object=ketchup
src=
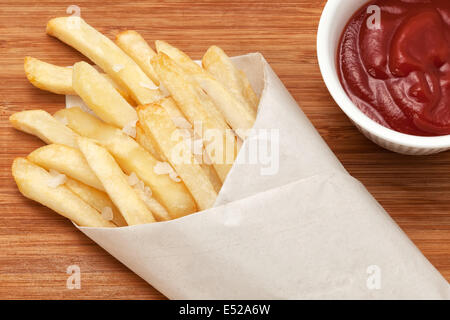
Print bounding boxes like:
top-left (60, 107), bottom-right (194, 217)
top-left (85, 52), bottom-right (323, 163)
top-left (338, 0), bottom-right (450, 136)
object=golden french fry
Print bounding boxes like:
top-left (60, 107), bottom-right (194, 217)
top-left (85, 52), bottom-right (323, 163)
top-left (54, 107), bottom-right (197, 218)
top-left (155, 41), bottom-right (229, 128)
top-left (46, 17), bottom-right (162, 105)
top-left (131, 185), bottom-right (171, 221)
top-left (159, 96), bottom-right (187, 119)
top-left (141, 99), bottom-right (222, 192)
top-left (138, 102), bottom-right (218, 210)
top-left (203, 45), bottom-right (259, 111)
top-left (200, 162), bottom-right (222, 193)
top-left (115, 30), bottom-right (160, 86)
top-left (143, 197), bottom-right (170, 220)
top-left (72, 61), bottom-right (138, 129)
top-left (99, 73), bottom-right (136, 106)
top-left (65, 178), bottom-right (127, 227)
top-left (155, 40), bottom-right (202, 74)
top-left (12, 157), bottom-right (114, 227)
top-left (136, 123), bottom-right (165, 161)
top-left (194, 75), bottom-right (255, 139)
top-left (155, 41), bottom-right (256, 138)
top-left (24, 57), bottom-right (133, 104)
top-left (27, 144), bottom-right (104, 191)
top-left (77, 137), bottom-right (155, 225)
top-left (137, 95), bottom-right (192, 152)
top-left (9, 109), bottom-right (79, 149)
top-left (137, 100), bottom-right (220, 192)
top-left (151, 53), bottom-right (236, 182)
top-left (238, 69), bottom-right (259, 111)
top-left (24, 56), bottom-right (75, 95)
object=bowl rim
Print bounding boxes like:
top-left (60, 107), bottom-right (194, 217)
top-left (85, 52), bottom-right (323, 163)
top-left (316, 0), bottom-right (450, 149)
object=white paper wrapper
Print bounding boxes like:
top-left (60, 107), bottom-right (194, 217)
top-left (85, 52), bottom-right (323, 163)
top-left (66, 54), bottom-right (449, 299)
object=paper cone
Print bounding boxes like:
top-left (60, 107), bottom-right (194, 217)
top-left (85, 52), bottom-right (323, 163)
top-left (67, 53), bottom-right (449, 299)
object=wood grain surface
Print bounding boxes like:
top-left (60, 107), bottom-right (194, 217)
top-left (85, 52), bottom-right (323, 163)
top-left (0, 0), bottom-right (449, 300)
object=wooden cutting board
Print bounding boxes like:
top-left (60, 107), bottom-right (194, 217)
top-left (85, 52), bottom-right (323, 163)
top-left (0, 0), bottom-right (448, 299)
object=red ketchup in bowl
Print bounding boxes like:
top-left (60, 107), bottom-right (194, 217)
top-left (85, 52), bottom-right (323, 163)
top-left (337, 0), bottom-right (450, 136)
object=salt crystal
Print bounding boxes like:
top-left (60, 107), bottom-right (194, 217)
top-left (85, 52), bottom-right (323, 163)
top-left (136, 180), bottom-right (145, 192)
top-left (101, 207), bottom-right (114, 221)
top-left (47, 169), bottom-right (67, 188)
top-left (140, 81), bottom-right (158, 90)
top-left (136, 188), bottom-right (153, 208)
top-left (153, 161), bottom-right (181, 182)
top-left (122, 119), bottom-right (138, 138)
top-left (153, 161), bottom-right (173, 175)
top-left (127, 172), bottom-right (139, 186)
top-left (112, 64), bottom-right (124, 72)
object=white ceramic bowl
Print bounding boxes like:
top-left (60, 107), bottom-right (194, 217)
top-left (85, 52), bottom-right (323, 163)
top-left (317, 0), bottom-right (450, 155)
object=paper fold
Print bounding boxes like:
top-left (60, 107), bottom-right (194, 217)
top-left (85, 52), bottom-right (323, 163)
top-left (69, 53), bottom-right (449, 299)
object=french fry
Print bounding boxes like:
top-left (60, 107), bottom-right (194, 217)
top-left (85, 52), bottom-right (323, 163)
top-left (136, 123), bottom-right (165, 161)
top-left (203, 45), bottom-right (259, 111)
top-left (14, 17), bottom-right (266, 228)
top-left (12, 157), bottom-right (114, 227)
top-left (54, 107), bottom-right (197, 218)
top-left (155, 40), bottom-right (202, 74)
top-left (151, 53), bottom-right (236, 182)
top-left (65, 178), bottom-right (127, 227)
top-left (24, 57), bottom-right (134, 104)
top-left (99, 73), bottom-right (135, 106)
top-left (138, 102), bottom-right (218, 210)
top-left (77, 137), bottom-right (156, 225)
top-left (155, 41), bottom-right (256, 138)
top-left (137, 100), bottom-right (221, 191)
top-left (238, 69), bottom-right (260, 111)
top-left (131, 185), bottom-right (171, 221)
top-left (200, 162), bottom-right (222, 193)
top-left (115, 30), bottom-right (159, 86)
top-left (194, 74), bottom-right (256, 139)
top-left (72, 61), bottom-right (138, 129)
top-left (155, 41), bottom-right (229, 128)
top-left (9, 110), bottom-right (79, 149)
top-left (46, 17), bottom-right (162, 105)
top-left (27, 144), bottom-right (104, 191)
top-left (24, 56), bottom-right (74, 95)
top-left (158, 91), bottom-right (186, 119)
top-left (148, 99), bottom-right (222, 192)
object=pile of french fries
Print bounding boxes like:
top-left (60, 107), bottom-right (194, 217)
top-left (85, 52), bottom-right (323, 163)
top-left (11, 17), bottom-right (259, 227)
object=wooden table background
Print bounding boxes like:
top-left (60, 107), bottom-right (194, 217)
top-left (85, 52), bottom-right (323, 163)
top-left (0, 0), bottom-right (449, 300)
